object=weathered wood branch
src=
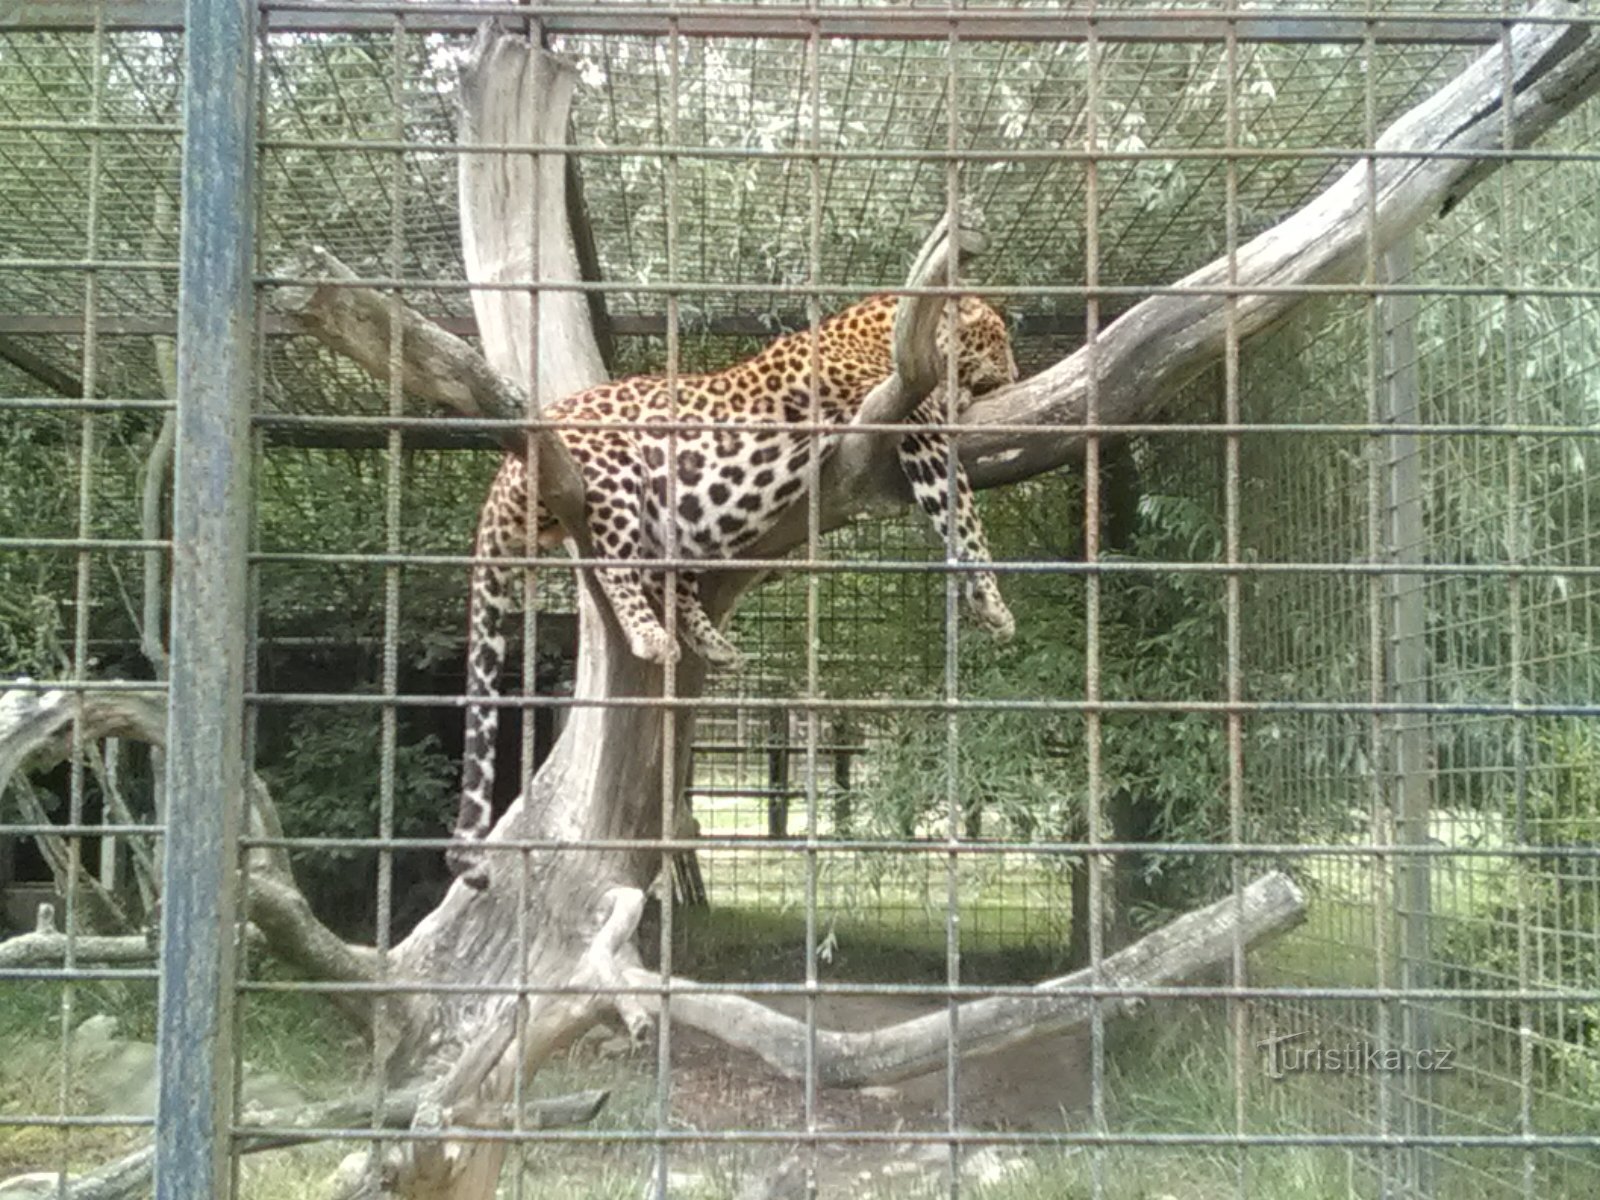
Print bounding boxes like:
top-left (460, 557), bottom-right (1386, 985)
top-left (832, 217), bottom-right (988, 484)
top-left (956, 0), bottom-right (1600, 490)
top-left (627, 871), bottom-right (1305, 1088)
top-left (0, 687), bottom-right (378, 993)
top-left (0, 904), bottom-right (153, 968)
top-left (0, 1089), bottom-right (609, 1200)
top-left (278, 248), bottom-right (525, 426)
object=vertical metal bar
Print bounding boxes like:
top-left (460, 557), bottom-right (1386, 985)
top-left (371, 8), bottom-right (406, 1182)
top-left (1382, 234), bottom-right (1434, 1198)
top-left (768, 707), bottom-right (790, 838)
top-left (1221, 20), bottom-right (1247, 1200)
top-left (58, 6), bottom-right (108, 1179)
top-left (941, 21), bottom-right (963, 1199)
top-left (154, 0), bottom-right (256, 1194)
top-left (1359, 22), bottom-right (1398, 1198)
top-left (654, 20), bottom-right (683, 1199)
top-left (1497, 18), bottom-right (1535, 1200)
top-left (512, 16), bottom-right (549, 1194)
top-left (801, 12), bottom-right (825, 1192)
top-left (230, 28), bottom-right (271, 1193)
top-left (1081, 12), bottom-right (1106, 1200)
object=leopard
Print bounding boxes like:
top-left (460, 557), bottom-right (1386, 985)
top-left (448, 293), bottom-right (1018, 887)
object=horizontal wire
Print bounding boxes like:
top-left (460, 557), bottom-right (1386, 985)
top-left (246, 552), bottom-right (1600, 579)
top-left (234, 979), bottom-right (1600, 1004)
top-left (0, 825), bottom-right (1584, 861)
top-left (0, 1114), bottom-right (154, 1130)
top-left (253, 138), bottom-right (1600, 166)
top-left (13, 538), bottom-right (1599, 579)
top-left (0, 258), bottom-right (176, 272)
top-left (16, 0), bottom-right (1523, 39)
top-left (0, 537), bottom-right (168, 552)
top-left (8, 264), bottom-right (1599, 302)
top-left (251, 412), bottom-right (1600, 440)
top-left (0, 397), bottom-right (176, 414)
top-left (0, 118), bottom-right (180, 136)
top-left (253, 0), bottom-right (1590, 35)
top-left (240, 692), bottom-right (1600, 718)
top-left (234, 835), bottom-right (1600, 862)
top-left (1, 823), bottom-right (163, 837)
top-left (253, 274), bottom-right (1600, 300)
top-left (219, 1123), bottom-right (1600, 1150)
top-left (0, 968), bottom-right (159, 983)
top-left (3, 678), bottom-right (1589, 717)
top-left (0, 816), bottom-right (1584, 861)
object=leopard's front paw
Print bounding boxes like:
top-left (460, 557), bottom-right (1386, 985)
top-left (969, 582), bottom-right (1015, 644)
top-left (628, 622), bottom-right (681, 665)
top-left (693, 630), bottom-right (745, 671)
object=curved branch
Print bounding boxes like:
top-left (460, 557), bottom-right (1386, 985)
top-left (626, 871), bottom-right (1306, 1088)
top-left (956, 0), bottom-right (1600, 490)
top-left (833, 217), bottom-right (988, 480)
top-left (0, 687), bottom-right (377, 990)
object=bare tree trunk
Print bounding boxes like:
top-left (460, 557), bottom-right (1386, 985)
top-left (361, 28), bottom-right (981, 1198)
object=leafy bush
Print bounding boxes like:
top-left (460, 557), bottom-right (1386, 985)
top-left (257, 704), bottom-right (457, 937)
top-left (1433, 719), bottom-right (1600, 1095)
top-left (853, 468), bottom-right (1238, 915)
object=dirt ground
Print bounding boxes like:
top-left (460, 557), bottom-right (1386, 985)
top-left (656, 994), bottom-right (1093, 1196)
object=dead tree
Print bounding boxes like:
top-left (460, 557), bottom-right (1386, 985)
top-left (3, 6), bottom-right (1599, 1198)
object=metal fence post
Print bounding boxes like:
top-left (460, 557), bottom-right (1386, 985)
top-left (1382, 236), bottom-right (1435, 1199)
top-left (154, 0), bottom-right (256, 1195)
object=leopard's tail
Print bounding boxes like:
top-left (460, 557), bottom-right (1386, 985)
top-left (448, 456), bottom-right (526, 888)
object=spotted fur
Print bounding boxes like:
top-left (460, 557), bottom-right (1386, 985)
top-left (448, 295), bottom-right (1017, 886)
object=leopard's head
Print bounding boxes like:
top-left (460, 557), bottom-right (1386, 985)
top-left (938, 296), bottom-right (1017, 395)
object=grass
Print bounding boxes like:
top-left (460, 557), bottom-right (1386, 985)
top-left (3, 850), bottom-right (1596, 1197)
top-left (967, 1007), bottom-right (1361, 1200)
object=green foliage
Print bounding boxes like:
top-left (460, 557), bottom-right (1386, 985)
top-left (850, 470), bottom-right (1236, 911)
top-left (256, 704), bottom-right (456, 922)
top-left (0, 409), bottom-right (158, 677)
top-left (1433, 719), bottom-right (1600, 1096)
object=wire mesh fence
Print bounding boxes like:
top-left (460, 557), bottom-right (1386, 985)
top-left (2, 2), bottom-right (1599, 1199)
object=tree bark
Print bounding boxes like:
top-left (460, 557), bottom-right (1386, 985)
top-left (358, 28), bottom-right (981, 1198)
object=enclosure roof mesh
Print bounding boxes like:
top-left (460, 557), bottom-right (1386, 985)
top-left (0, 2), bottom-right (1494, 408)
